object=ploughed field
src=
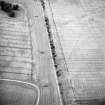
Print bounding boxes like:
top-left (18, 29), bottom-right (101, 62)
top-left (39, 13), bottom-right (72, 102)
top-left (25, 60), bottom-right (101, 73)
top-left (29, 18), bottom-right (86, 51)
top-left (0, 1), bottom-right (32, 80)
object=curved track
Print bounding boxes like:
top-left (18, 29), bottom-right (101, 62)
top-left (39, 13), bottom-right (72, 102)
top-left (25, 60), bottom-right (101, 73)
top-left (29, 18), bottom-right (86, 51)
top-left (0, 78), bottom-right (40, 105)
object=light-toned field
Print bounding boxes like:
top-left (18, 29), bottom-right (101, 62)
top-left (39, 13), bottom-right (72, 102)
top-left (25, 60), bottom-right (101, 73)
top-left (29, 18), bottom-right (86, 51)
top-left (45, 0), bottom-right (105, 105)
